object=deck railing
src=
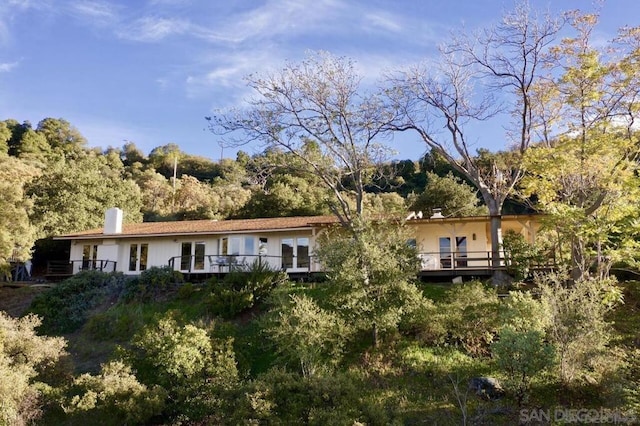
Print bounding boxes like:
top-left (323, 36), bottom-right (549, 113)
top-left (167, 254), bottom-right (308, 273)
top-left (418, 250), bottom-right (556, 271)
top-left (46, 260), bottom-right (117, 276)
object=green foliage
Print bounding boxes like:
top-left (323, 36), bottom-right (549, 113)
top-left (125, 313), bottom-right (238, 422)
top-left (29, 271), bottom-right (128, 334)
top-left (62, 360), bottom-right (166, 425)
top-left (27, 153), bottom-right (143, 238)
top-left (0, 312), bottom-right (66, 425)
top-left (0, 155), bottom-right (39, 265)
top-left (315, 219), bottom-right (425, 346)
top-left (492, 328), bottom-right (555, 405)
top-left (538, 274), bottom-right (622, 386)
top-left (121, 266), bottom-right (184, 302)
top-left (499, 290), bottom-right (550, 333)
top-left (502, 229), bottom-right (545, 281)
top-left (207, 260), bottom-right (287, 318)
top-left (228, 368), bottom-right (394, 425)
top-left (422, 282), bottom-right (502, 356)
top-left (409, 172), bottom-right (486, 217)
top-left (265, 294), bottom-right (350, 377)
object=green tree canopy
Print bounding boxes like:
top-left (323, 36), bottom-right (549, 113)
top-left (0, 156), bottom-right (39, 265)
top-left (27, 154), bottom-right (143, 237)
top-left (409, 172), bottom-right (487, 218)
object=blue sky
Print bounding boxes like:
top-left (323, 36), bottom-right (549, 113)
top-left (0, 0), bottom-right (638, 161)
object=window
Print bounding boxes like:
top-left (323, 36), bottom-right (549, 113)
top-left (180, 242), bottom-right (191, 270)
top-left (245, 237), bottom-right (255, 256)
top-left (281, 238), bottom-right (294, 269)
top-left (439, 236), bottom-right (468, 269)
top-left (220, 236), bottom-right (256, 262)
top-left (129, 244), bottom-right (148, 272)
top-left (139, 244), bottom-right (148, 271)
top-left (439, 237), bottom-right (452, 269)
top-left (297, 237), bottom-right (310, 268)
top-left (280, 237), bottom-right (311, 270)
top-left (455, 236), bottom-right (468, 268)
top-left (194, 242), bottom-right (205, 270)
top-left (83, 244), bottom-right (98, 270)
top-left (129, 244), bottom-right (138, 271)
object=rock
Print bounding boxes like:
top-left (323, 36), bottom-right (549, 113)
top-left (468, 377), bottom-right (505, 400)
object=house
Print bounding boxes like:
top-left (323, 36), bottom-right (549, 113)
top-left (50, 208), bottom-right (542, 279)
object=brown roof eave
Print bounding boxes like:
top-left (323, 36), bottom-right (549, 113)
top-left (53, 226), bottom-right (323, 241)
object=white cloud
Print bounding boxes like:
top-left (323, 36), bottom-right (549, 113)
top-left (364, 12), bottom-right (403, 34)
top-left (68, 1), bottom-right (119, 27)
top-left (0, 60), bottom-right (19, 72)
top-left (212, 0), bottom-right (344, 44)
top-left (117, 16), bottom-right (191, 42)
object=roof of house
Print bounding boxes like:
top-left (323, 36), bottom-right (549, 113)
top-left (55, 213), bottom-right (541, 241)
top-left (55, 215), bottom-right (341, 240)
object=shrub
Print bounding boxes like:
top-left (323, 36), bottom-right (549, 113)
top-left (0, 312), bottom-right (67, 425)
top-left (207, 260), bottom-right (287, 318)
top-left (314, 219), bottom-right (423, 347)
top-left (491, 327), bottom-right (555, 406)
top-left (426, 281), bottom-right (501, 356)
top-left (227, 368), bottom-right (392, 425)
top-left (538, 273), bottom-right (622, 386)
top-left (124, 313), bottom-right (238, 422)
top-left (502, 230), bottom-right (545, 281)
top-left (120, 266), bottom-right (183, 302)
top-left (499, 290), bottom-right (550, 333)
top-left (264, 294), bottom-right (350, 377)
top-left (29, 271), bottom-right (127, 334)
top-left (62, 360), bottom-right (166, 425)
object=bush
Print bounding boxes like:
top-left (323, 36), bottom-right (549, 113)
top-left (538, 274), bottom-right (623, 386)
top-left (502, 230), bottom-right (545, 281)
top-left (120, 266), bottom-right (184, 303)
top-left (207, 260), bottom-right (287, 318)
top-left (264, 294), bottom-right (350, 377)
top-left (227, 368), bottom-right (393, 425)
top-left (0, 312), bottom-right (67, 425)
top-left (29, 271), bottom-right (128, 334)
top-left (492, 327), bottom-right (555, 405)
top-left (62, 361), bottom-right (166, 425)
top-left (124, 313), bottom-right (238, 422)
top-left (424, 281), bottom-right (501, 356)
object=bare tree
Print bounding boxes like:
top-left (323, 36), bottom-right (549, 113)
top-left (207, 51), bottom-right (398, 231)
top-left (385, 1), bottom-right (564, 281)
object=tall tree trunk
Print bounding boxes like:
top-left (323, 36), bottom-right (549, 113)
top-left (483, 194), bottom-right (510, 285)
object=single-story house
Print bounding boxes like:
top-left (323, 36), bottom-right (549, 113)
top-left (51, 208), bottom-right (542, 279)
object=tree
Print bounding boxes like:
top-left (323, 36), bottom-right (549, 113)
top-left (521, 12), bottom-right (640, 280)
top-left (36, 117), bottom-right (87, 157)
top-left (314, 219), bottom-right (427, 347)
top-left (0, 121), bottom-right (10, 154)
top-left (386, 2), bottom-right (563, 281)
top-left (208, 51), bottom-right (397, 230)
top-left (409, 172), bottom-right (487, 218)
top-left (27, 153), bottom-right (143, 237)
top-left (0, 155), bottom-right (39, 266)
top-left (0, 312), bottom-right (66, 425)
top-left (491, 328), bottom-right (554, 406)
top-left (173, 175), bottom-right (218, 219)
top-left (265, 294), bottom-right (349, 377)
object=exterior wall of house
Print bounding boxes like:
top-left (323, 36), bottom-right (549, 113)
top-left (62, 215), bottom-right (541, 276)
top-left (412, 221), bottom-right (490, 269)
top-left (67, 229), bottom-right (321, 276)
